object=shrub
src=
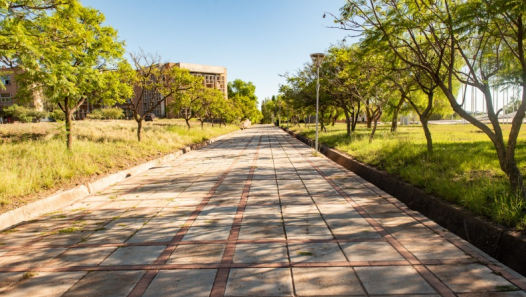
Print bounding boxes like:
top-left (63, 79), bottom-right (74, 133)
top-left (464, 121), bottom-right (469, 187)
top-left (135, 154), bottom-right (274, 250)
top-left (3, 104), bottom-right (47, 123)
top-left (101, 107), bottom-right (124, 119)
top-left (86, 109), bottom-right (103, 120)
top-left (49, 109), bottom-right (65, 121)
top-left (87, 108), bottom-right (124, 120)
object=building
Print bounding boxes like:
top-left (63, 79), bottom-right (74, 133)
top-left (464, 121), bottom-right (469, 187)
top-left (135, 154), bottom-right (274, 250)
top-left (126, 62), bottom-right (228, 119)
top-left (0, 67), bottom-right (44, 114)
top-left (0, 63), bottom-right (228, 120)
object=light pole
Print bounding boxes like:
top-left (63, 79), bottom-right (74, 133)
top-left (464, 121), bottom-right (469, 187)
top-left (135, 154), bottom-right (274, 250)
top-left (311, 53), bottom-right (326, 152)
top-left (278, 100), bottom-right (281, 127)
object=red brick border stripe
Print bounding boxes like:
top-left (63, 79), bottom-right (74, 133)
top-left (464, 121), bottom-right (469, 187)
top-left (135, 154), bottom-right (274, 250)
top-left (128, 134), bottom-right (256, 297)
top-left (282, 134), bottom-right (456, 296)
top-left (210, 133), bottom-right (262, 297)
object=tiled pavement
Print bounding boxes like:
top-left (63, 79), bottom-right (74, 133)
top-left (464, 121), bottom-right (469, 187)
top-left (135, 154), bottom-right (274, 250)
top-left (1, 125), bottom-right (526, 297)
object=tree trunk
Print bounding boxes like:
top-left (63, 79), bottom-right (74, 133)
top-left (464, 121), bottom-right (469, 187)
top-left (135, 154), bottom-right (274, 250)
top-left (200, 120), bottom-right (204, 129)
top-left (344, 109), bottom-right (351, 137)
top-left (352, 102), bottom-right (361, 132)
top-left (421, 117), bottom-right (433, 154)
top-left (366, 106), bottom-right (373, 128)
top-left (136, 118), bottom-right (143, 142)
top-left (185, 118), bottom-right (191, 129)
top-left (369, 109), bottom-right (382, 143)
top-left (391, 96), bottom-right (405, 132)
top-left (369, 118), bottom-right (378, 143)
top-left (65, 109), bottom-right (73, 150)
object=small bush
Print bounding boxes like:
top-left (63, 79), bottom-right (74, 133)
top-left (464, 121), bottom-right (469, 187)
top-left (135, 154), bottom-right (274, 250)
top-left (87, 109), bottom-right (103, 120)
top-left (87, 108), bottom-right (124, 120)
top-left (49, 109), bottom-right (65, 121)
top-left (101, 107), bottom-right (124, 119)
top-left (3, 104), bottom-right (50, 123)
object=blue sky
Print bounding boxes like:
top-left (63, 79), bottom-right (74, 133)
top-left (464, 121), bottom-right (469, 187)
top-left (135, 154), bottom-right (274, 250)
top-left (82, 0), bottom-right (350, 107)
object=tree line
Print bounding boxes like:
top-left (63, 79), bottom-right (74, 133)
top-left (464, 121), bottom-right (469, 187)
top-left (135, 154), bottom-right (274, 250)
top-left (262, 0), bottom-right (526, 201)
top-left (0, 0), bottom-right (261, 148)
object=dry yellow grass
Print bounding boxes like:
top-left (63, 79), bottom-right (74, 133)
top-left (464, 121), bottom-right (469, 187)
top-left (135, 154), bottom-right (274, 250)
top-left (0, 119), bottom-right (239, 213)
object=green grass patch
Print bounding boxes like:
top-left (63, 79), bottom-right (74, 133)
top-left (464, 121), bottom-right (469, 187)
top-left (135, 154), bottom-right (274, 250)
top-left (296, 251), bottom-right (313, 256)
top-left (0, 119), bottom-right (238, 213)
top-left (288, 123), bottom-right (526, 230)
top-left (58, 227), bottom-right (82, 233)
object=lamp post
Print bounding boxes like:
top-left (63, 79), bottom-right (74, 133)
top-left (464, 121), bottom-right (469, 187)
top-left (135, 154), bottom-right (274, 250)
top-left (311, 52), bottom-right (326, 152)
top-left (278, 100), bottom-right (281, 127)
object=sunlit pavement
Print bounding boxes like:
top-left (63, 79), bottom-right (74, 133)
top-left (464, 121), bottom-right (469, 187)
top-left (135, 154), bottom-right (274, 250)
top-left (1, 125), bottom-right (525, 296)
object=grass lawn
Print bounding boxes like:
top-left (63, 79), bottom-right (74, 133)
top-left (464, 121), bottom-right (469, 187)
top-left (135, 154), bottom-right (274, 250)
top-left (286, 122), bottom-right (526, 230)
top-left (0, 119), bottom-right (239, 213)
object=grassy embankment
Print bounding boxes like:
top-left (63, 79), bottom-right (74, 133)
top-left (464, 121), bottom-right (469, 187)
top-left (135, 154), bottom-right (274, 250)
top-left (287, 122), bottom-right (526, 230)
top-left (0, 119), bottom-right (239, 213)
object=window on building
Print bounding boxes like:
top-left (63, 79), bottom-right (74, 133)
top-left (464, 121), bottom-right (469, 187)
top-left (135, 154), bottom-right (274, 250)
top-left (0, 93), bottom-right (11, 103)
top-left (1, 75), bottom-right (11, 85)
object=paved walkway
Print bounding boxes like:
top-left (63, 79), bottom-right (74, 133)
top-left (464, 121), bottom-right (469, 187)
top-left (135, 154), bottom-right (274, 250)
top-left (1, 125), bottom-right (525, 296)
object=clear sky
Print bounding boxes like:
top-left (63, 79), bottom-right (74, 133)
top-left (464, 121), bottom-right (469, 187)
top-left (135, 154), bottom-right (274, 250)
top-left (81, 0), bottom-right (350, 107)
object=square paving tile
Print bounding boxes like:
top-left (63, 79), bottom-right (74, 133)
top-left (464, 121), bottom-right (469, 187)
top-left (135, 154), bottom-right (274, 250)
top-left (281, 205), bottom-right (318, 214)
top-left (101, 246), bottom-right (165, 265)
top-left (324, 217), bottom-right (371, 228)
top-left (82, 230), bottom-right (137, 244)
top-left (143, 269), bottom-right (217, 297)
top-left (3, 272), bottom-right (86, 297)
top-left (289, 243), bottom-right (347, 263)
top-left (285, 225), bottom-right (333, 240)
top-left (0, 272), bottom-right (23, 294)
top-left (167, 244), bottom-right (225, 264)
top-left (233, 243), bottom-right (288, 263)
top-left (279, 195), bottom-right (314, 204)
top-left (0, 232), bottom-right (40, 246)
top-left (283, 213), bottom-right (325, 226)
top-left (47, 247), bottom-right (116, 266)
top-left (399, 239), bottom-right (470, 260)
top-left (182, 226), bottom-right (232, 241)
top-left (238, 224), bottom-right (285, 240)
top-left (126, 226), bottom-right (179, 243)
top-left (385, 225), bottom-right (441, 239)
top-left (244, 205), bottom-right (281, 215)
top-left (293, 267), bottom-right (365, 296)
top-left (35, 231), bottom-right (94, 246)
top-left (331, 225), bottom-right (382, 239)
top-left (62, 271), bottom-right (145, 297)
top-left (340, 241), bottom-right (405, 261)
top-left (0, 248), bottom-right (66, 267)
top-left (355, 266), bottom-right (436, 295)
top-left (225, 268), bottom-right (293, 296)
top-left (428, 264), bottom-right (519, 292)
top-left (360, 203), bottom-right (403, 214)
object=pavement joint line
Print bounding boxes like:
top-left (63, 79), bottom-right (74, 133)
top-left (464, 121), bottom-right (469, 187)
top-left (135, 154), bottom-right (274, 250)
top-left (271, 134), bottom-right (299, 297)
top-left (0, 178), bottom-right (154, 258)
top-left (128, 133), bottom-right (258, 297)
top-left (0, 259), bottom-right (487, 273)
top-left (274, 133), bottom-right (369, 297)
top-left (3, 127), bottom-right (524, 296)
top-left (0, 143), bottom-right (218, 255)
top-left (281, 132), bottom-right (456, 296)
top-left (352, 170), bottom-right (526, 291)
top-left (210, 133), bottom-right (263, 297)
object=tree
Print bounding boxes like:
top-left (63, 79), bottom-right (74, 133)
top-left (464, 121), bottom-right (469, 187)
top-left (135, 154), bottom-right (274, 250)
top-left (323, 45), bottom-right (363, 137)
top-left (260, 97), bottom-right (277, 124)
top-left (128, 50), bottom-right (194, 141)
top-left (336, 0), bottom-right (526, 198)
top-left (228, 79), bottom-right (262, 123)
top-left (196, 88), bottom-right (225, 128)
top-left (0, 0), bottom-right (71, 81)
top-left (14, 1), bottom-right (132, 150)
